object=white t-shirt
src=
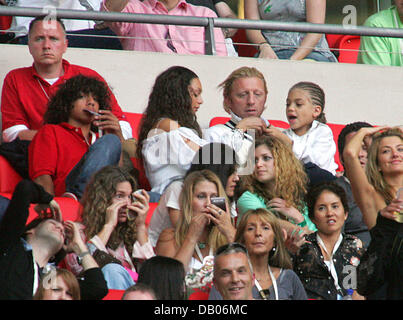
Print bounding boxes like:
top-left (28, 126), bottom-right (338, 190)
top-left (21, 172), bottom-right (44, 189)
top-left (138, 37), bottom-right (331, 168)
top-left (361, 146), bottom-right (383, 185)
top-left (148, 180), bottom-right (183, 247)
top-left (283, 120), bottom-right (338, 175)
top-left (204, 112), bottom-right (269, 175)
top-left (142, 126), bottom-right (207, 194)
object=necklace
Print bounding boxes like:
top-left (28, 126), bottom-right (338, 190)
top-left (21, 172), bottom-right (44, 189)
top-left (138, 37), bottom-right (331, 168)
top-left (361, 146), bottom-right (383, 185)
top-left (37, 79), bottom-right (50, 101)
top-left (197, 242), bottom-right (207, 249)
top-left (256, 276), bottom-right (270, 281)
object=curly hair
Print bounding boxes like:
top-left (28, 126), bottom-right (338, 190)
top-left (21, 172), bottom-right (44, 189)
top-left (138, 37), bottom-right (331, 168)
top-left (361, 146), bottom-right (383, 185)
top-left (80, 165), bottom-right (138, 256)
top-left (44, 75), bottom-right (111, 125)
top-left (175, 170), bottom-right (230, 251)
top-left (365, 127), bottom-right (403, 204)
top-left (235, 208), bottom-right (293, 269)
top-left (137, 66), bottom-right (202, 158)
top-left (239, 136), bottom-right (308, 214)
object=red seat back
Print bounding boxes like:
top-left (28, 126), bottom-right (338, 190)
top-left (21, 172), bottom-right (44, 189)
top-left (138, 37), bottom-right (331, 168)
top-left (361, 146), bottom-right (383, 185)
top-left (124, 112), bottom-right (143, 140)
top-left (103, 289), bottom-right (125, 300)
top-left (231, 29), bottom-right (258, 58)
top-left (325, 34), bottom-right (344, 51)
top-left (327, 123), bottom-right (346, 172)
top-left (338, 35), bottom-right (361, 64)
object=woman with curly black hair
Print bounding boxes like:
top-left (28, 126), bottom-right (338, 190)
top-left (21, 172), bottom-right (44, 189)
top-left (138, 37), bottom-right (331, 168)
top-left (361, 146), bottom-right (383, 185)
top-left (29, 75), bottom-right (123, 200)
top-left (137, 66), bottom-right (207, 195)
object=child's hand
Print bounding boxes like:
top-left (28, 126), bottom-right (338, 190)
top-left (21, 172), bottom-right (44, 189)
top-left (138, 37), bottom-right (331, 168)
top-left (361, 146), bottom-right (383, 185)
top-left (264, 126), bottom-right (293, 146)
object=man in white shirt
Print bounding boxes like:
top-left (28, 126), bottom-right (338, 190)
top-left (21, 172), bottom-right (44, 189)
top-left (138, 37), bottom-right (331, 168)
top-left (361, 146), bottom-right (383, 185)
top-left (204, 66), bottom-right (290, 175)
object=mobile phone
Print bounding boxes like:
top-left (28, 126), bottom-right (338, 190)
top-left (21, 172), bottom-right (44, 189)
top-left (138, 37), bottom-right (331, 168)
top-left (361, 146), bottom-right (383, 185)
top-left (126, 207), bottom-right (137, 221)
top-left (126, 190), bottom-right (143, 221)
top-left (210, 197), bottom-right (226, 211)
top-left (131, 189), bottom-right (143, 202)
top-left (84, 109), bottom-right (101, 116)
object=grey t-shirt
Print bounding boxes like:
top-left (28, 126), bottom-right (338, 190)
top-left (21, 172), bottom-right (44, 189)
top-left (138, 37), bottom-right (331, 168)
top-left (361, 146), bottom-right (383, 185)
top-left (208, 268), bottom-right (308, 300)
top-left (258, 0), bottom-right (334, 59)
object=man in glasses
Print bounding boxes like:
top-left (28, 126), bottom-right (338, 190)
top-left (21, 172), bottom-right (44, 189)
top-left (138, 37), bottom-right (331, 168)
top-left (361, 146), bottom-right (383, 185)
top-left (212, 243), bottom-right (254, 300)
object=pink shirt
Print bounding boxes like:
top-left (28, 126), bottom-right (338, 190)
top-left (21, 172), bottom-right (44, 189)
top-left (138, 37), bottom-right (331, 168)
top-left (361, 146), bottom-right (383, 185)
top-left (102, 0), bottom-right (227, 56)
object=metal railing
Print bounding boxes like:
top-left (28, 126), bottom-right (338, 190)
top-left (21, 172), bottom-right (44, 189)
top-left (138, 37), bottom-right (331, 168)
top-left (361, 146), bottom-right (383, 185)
top-left (1, 6), bottom-right (403, 55)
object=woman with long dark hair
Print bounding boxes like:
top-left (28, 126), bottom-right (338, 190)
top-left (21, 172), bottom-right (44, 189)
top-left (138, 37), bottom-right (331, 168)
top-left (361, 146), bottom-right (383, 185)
top-left (137, 66), bottom-right (207, 195)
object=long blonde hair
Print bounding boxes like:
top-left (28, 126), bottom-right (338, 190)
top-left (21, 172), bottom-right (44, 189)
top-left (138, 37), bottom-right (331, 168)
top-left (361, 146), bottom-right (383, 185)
top-left (240, 136), bottom-right (308, 211)
top-left (175, 170), bottom-right (230, 251)
top-left (235, 208), bottom-right (292, 269)
top-left (366, 127), bottom-right (403, 204)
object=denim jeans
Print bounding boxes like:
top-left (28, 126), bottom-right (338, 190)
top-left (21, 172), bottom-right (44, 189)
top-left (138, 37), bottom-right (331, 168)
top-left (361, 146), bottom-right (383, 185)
top-left (18, 27), bottom-right (122, 50)
top-left (101, 263), bottom-right (135, 290)
top-left (275, 49), bottom-right (338, 62)
top-left (0, 195), bottom-right (10, 224)
top-left (65, 134), bottom-right (121, 200)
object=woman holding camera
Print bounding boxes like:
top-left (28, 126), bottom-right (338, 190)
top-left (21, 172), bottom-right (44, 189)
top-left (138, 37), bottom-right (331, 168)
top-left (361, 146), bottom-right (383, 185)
top-left (156, 170), bottom-right (236, 291)
top-left (148, 143), bottom-right (240, 247)
top-left (65, 165), bottom-right (154, 290)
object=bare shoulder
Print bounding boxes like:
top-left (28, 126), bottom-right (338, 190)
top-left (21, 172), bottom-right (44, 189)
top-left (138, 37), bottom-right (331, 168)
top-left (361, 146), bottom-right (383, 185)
top-left (154, 118), bottom-right (180, 133)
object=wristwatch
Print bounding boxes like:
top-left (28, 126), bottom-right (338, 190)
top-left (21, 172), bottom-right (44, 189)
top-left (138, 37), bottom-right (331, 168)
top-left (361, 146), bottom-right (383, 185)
top-left (77, 251), bottom-right (91, 265)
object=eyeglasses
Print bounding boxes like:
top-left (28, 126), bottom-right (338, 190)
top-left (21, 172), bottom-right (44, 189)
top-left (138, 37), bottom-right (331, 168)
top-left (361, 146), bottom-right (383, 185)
top-left (215, 242), bottom-right (248, 256)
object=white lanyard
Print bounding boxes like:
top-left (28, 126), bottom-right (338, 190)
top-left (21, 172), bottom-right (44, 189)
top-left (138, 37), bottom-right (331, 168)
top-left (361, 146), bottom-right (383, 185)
top-left (254, 266), bottom-right (280, 300)
top-left (317, 234), bottom-right (343, 292)
top-left (32, 256), bottom-right (39, 296)
top-left (194, 245), bottom-right (213, 263)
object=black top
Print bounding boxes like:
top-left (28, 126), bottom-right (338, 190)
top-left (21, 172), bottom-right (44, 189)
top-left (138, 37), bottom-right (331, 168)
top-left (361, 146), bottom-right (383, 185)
top-left (0, 180), bottom-right (108, 300)
top-left (293, 232), bottom-right (364, 300)
top-left (0, 180), bottom-right (53, 299)
top-left (357, 213), bottom-right (403, 300)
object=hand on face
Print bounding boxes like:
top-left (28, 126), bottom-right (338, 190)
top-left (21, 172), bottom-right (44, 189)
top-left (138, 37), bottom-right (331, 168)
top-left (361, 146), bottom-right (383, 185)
top-left (63, 221), bottom-right (86, 253)
top-left (128, 189), bottom-right (150, 227)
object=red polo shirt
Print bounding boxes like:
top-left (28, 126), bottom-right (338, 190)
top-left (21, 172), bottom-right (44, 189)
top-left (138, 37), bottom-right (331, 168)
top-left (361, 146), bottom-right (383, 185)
top-left (1, 59), bottom-right (126, 132)
top-left (28, 123), bottom-right (98, 196)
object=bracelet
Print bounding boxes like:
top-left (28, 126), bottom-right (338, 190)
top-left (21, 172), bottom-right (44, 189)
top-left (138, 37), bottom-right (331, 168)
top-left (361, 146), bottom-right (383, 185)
top-left (78, 251), bottom-right (91, 258)
top-left (77, 251), bottom-right (91, 265)
top-left (297, 219), bottom-right (307, 228)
